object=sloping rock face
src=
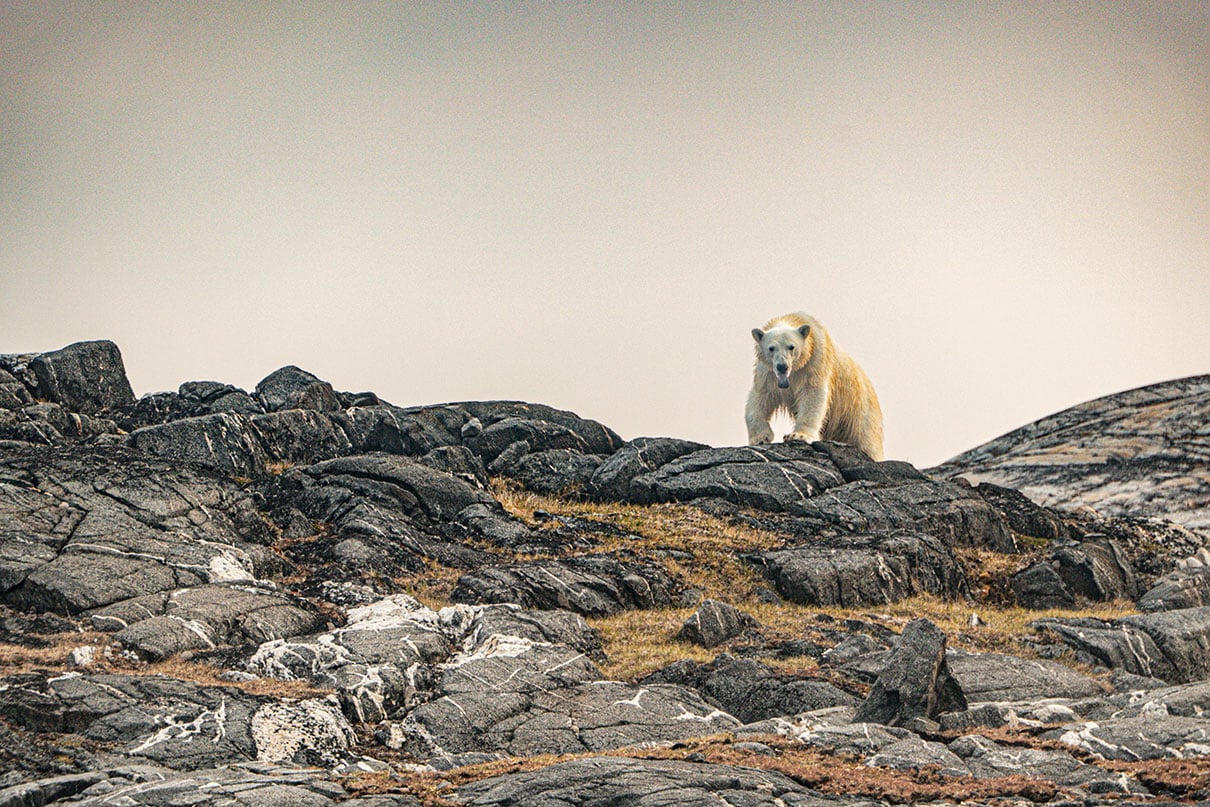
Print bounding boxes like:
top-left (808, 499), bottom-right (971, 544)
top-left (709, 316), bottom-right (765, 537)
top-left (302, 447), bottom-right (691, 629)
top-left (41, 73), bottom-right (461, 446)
top-left (0, 445), bottom-right (281, 615)
top-left (932, 375), bottom-right (1210, 529)
top-left (457, 756), bottom-right (823, 807)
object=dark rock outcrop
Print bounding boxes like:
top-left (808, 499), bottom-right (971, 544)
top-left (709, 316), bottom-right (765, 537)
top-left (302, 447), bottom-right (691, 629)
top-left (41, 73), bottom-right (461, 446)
top-left (1036, 606), bottom-right (1210, 683)
top-left (451, 554), bottom-right (677, 616)
top-left (642, 655), bottom-right (857, 723)
top-left (852, 619), bottom-right (967, 726)
top-left (0, 445), bottom-right (279, 615)
top-left (677, 599), bottom-right (759, 647)
top-left (750, 532), bottom-right (968, 607)
top-left (587, 436), bottom-right (710, 501)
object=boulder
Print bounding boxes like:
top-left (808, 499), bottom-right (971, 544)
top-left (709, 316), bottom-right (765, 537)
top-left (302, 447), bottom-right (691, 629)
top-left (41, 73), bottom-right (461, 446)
top-left (677, 599), bottom-right (760, 647)
top-left (750, 532), bottom-right (968, 607)
top-left (587, 436), bottom-right (710, 501)
top-left (25, 340), bottom-right (135, 415)
top-left (255, 365), bottom-right (342, 413)
top-left (852, 618), bottom-right (967, 726)
top-left (643, 655), bottom-right (857, 723)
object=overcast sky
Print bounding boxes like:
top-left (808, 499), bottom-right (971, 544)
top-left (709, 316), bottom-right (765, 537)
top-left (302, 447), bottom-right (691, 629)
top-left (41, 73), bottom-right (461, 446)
top-left (3, 2), bottom-right (1207, 467)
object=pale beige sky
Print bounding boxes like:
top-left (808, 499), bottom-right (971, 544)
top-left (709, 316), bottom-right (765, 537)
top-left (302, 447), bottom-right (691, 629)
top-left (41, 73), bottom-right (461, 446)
top-left (2, 3), bottom-right (1207, 467)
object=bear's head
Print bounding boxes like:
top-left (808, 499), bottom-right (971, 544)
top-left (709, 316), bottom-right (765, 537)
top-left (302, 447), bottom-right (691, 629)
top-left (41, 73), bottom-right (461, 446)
top-left (752, 323), bottom-right (812, 388)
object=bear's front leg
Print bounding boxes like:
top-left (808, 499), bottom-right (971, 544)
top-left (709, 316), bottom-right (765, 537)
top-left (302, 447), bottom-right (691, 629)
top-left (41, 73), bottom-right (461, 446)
top-left (745, 385), bottom-right (776, 445)
top-left (786, 382), bottom-right (828, 443)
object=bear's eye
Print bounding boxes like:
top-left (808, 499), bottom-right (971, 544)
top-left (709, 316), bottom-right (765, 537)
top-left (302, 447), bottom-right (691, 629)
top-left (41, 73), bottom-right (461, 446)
top-left (787, 346), bottom-right (795, 352)
top-left (768, 346), bottom-right (775, 353)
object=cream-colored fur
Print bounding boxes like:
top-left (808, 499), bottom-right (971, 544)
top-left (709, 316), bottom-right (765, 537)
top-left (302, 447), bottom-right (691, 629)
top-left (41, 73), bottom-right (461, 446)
top-left (745, 312), bottom-right (884, 460)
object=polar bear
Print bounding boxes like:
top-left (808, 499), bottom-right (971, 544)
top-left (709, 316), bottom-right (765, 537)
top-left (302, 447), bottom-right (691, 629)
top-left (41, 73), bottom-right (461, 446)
top-left (745, 312), bottom-right (884, 460)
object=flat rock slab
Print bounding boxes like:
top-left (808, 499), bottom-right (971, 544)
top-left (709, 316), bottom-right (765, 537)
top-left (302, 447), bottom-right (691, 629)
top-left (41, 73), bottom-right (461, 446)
top-left (932, 375), bottom-right (1210, 530)
top-left (946, 651), bottom-right (1103, 702)
top-left (455, 755), bottom-right (824, 807)
top-left (628, 444), bottom-right (846, 511)
top-left (2, 765), bottom-right (420, 807)
top-left (89, 582), bottom-right (327, 660)
top-left (750, 532), bottom-right (968, 607)
top-left (389, 636), bottom-right (738, 761)
top-left (0, 446), bottom-right (279, 615)
top-left (1037, 606), bottom-right (1210, 684)
top-left (0, 672), bottom-right (356, 771)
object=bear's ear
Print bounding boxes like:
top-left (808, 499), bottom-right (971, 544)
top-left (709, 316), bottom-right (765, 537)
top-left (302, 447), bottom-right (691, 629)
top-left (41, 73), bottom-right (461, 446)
top-left (798, 324), bottom-right (811, 339)
top-left (751, 328), bottom-right (765, 343)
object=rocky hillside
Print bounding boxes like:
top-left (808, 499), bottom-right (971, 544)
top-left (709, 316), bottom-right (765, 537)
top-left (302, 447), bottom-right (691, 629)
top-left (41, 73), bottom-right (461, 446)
top-left (1, 340), bottom-right (1209, 806)
top-left (932, 375), bottom-right (1210, 530)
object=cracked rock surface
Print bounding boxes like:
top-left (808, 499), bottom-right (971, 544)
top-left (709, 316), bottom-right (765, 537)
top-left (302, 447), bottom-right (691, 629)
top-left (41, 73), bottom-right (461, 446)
top-left (3, 340), bottom-right (1210, 806)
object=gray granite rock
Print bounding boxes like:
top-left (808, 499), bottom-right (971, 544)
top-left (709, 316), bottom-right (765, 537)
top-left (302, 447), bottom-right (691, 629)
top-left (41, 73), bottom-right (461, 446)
top-left (255, 365), bottom-right (343, 413)
top-left (456, 756), bottom-right (824, 807)
top-left (750, 532), bottom-right (968, 607)
top-left (933, 374), bottom-right (1210, 530)
top-left (451, 554), bottom-right (677, 616)
top-left (89, 582), bottom-right (327, 660)
top-left (0, 672), bottom-right (356, 771)
top-left (852, 619), bottom-right (966, 726)
top-left (628, 443), bottom-right (846, 511)
top-left (643, 655), bottom-right (857, 723)
top-left (0, 446), bottom-right (279, 615)
top-left (677, 599), bottom-right (760, 647)
top-left (587, 436), bottom-right (710, 501)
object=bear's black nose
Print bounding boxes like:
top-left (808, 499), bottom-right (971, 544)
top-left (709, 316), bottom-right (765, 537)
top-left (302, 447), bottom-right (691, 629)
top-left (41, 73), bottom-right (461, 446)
top-left (776, 363), bottom-right (788, 374)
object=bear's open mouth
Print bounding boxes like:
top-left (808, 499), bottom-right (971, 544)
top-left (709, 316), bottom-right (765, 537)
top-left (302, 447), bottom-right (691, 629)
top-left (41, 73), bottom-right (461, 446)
top-left (776, 376), bottom-right (790, 389)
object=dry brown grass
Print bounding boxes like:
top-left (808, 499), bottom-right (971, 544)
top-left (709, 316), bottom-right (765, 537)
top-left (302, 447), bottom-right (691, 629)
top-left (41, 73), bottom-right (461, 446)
top-left (343, 733), bottom-right (1072, 806)
top-left (488, 482), bottom-right (1143, 681)
top-left (0, 631), bottom-right (330, 700)
top-left (491, 479), bottom-right (782, 599)
top-left (0, 630), bottom-right (114, 675)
